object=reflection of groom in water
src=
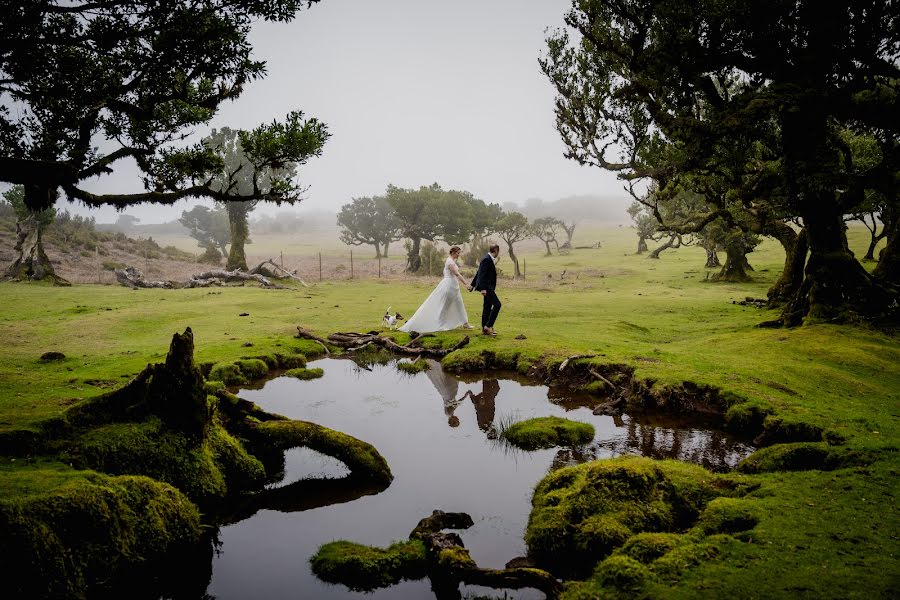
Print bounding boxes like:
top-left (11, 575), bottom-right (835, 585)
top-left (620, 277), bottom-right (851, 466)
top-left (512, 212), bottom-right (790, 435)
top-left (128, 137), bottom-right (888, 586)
top-left (469, 244), bottom-right (501, 336)
top-left (464, 379), bottom-right (499, 433)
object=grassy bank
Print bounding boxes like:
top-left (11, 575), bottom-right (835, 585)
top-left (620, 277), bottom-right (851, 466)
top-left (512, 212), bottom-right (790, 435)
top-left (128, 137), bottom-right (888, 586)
top-left (0, 224), bottom-right (897, 597)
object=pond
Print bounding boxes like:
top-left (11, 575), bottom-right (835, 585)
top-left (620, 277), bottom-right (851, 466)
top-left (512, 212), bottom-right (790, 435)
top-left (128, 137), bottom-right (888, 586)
top-left (203, 357), bottom-right (754, 599)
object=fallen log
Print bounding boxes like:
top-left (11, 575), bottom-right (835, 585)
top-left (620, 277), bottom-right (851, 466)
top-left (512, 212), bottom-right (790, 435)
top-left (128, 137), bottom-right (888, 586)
top-left (295, 327), bottom-right (332, 354)
top-left (186, 269), bottom-right (281, 288)
top-left (251, 259), bottom-right (310, 287)
top-left (558, 353), bottom-right (597, 371)
top-left (296, 327), bottom-right (470, 358)
top-left (114, 266), bottom-right (173, 289)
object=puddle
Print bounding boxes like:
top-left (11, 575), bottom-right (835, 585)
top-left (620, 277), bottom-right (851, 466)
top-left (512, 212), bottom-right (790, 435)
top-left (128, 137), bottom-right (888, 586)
top-left (200, 358), bottom-right (754, 599)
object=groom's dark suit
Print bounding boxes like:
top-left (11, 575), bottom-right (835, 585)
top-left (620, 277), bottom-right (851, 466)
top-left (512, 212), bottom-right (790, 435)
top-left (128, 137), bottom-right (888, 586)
top-left (470, 253), bottom-right (501, 329)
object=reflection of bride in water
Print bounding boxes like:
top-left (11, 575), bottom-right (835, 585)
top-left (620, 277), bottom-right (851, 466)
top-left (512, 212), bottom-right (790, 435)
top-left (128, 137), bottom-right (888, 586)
top-left (423, 360), bottom-right (498, 433)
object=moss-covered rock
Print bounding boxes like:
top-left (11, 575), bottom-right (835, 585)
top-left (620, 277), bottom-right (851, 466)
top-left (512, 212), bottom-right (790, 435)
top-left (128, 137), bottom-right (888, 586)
top-left (396, 358), bottom-right (430, 374)
top-left (284, 367), bottom-right (324, 380)
top-left (692, 497), bottom-right (759, 535)
top-left (756, 415), bottom-right (824, 445)
top-left (276, 353), bottom-right (307, 369)
top-left (651, 540), bottom-right (720, 581)
top-left (526, 457), bottom-right (723, 577)
top-left (502, 416), bottom-right (594, 450)
top-left (250, 419), bottom-right (392, 484)
top-left (0, 469), bottom-right (201, 599)
top-left (736, 442), bottom-right (875, 474)
top-left (65, 417), bottom-right (265, 502)
top-left (235, 358), bottom-right (268, 380)
top-left (724, 400), bottom-right (775, 433)
top-left (207, 362), bottom-right (247, 386)
top-left (204, 380), bottom-right (226, 394)
top-left (594, 555), bottom-right (651, 592)
top-left (310, 539), bottom-right (427, 591)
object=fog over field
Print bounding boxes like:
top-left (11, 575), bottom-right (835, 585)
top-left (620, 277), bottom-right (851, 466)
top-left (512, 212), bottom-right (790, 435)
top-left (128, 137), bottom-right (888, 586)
top-left (50, 0), bottom-right (630, 226)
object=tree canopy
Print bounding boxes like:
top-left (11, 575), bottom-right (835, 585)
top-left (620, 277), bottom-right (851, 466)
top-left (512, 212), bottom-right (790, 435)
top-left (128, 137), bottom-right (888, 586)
top-left (542, 0), bottom-right (899, 325)
top-left (0, 1), bottom-right (326, 213)
top-left (337, 196), bottom-right (402, 258)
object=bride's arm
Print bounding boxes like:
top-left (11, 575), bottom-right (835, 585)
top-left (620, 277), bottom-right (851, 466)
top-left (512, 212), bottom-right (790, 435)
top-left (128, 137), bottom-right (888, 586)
top-left (449, 261), bottom-right (469, 287)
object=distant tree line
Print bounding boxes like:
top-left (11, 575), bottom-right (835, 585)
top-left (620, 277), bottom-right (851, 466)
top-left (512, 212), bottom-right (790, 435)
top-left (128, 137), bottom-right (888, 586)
top-left (336, 184), bottom-right (579, 277)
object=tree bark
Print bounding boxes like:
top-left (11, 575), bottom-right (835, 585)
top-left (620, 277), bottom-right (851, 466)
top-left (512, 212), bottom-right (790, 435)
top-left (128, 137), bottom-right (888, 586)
top-left (506, 242), bottom-right (521, 277)
top-left (702, 238), bottom-right (721, 267)
top-left (226, 203), bottom-right (250, 271)
top-left (562, 222), bottom-right (576, 247)
top-left (406, 237), bottom-right (422, 272)
top-left (374, 242), bottom-right (382, 259)
top-left (542, 240), bottom-right (552, 256)
top-left (873, 204), bottom-right (899, 287)
top-left (711, 237), bottom-right (753, 282)
top-left (636, 236), bottom-right (648, 254)
top-left (3, 213), bottom-right (69, 285)
top-left (767, 225), bottom-right (808, 306)
top-left (648, 234), bottom-right (679, 259)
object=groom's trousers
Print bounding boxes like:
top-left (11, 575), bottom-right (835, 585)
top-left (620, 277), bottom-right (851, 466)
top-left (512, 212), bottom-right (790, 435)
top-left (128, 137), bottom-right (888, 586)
top-left (481, 289), bottom-right (501, 328)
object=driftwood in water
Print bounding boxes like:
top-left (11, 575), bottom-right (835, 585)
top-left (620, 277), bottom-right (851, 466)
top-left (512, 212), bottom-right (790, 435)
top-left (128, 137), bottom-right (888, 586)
top-left (410, 510), bottom-right (562, 598)
top-left (295, 327), bottom-right (470, 358)
top-left (250, 259), bottom-right (309, 287)
top-left (114, 266), bottom-right (173, 289)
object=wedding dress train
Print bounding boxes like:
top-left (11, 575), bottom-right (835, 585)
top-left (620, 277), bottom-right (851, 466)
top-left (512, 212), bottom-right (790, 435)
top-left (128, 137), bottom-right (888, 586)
top-left (399, 257), bottom-right (469, 333)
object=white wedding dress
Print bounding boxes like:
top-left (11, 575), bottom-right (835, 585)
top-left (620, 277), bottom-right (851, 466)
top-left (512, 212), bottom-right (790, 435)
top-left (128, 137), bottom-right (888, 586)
top-left (399, 257), bottom-right (469, 333)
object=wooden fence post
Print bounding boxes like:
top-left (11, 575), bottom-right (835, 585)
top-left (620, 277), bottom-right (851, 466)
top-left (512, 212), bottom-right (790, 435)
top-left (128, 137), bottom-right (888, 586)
top-left (319, 252), bottom-right (322, 282)
top-left (350, 250), bottom-right (354, 279)
top-left (378, 255), bottom-right (382, 278)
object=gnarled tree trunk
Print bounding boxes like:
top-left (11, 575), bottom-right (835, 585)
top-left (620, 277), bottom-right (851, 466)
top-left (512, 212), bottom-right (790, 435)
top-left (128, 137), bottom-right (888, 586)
top-left (711, 237), bottom-right (753, 282)
top-left (767, 225), bottom-right (808, 306)
top-left (873, 207), bottom-right (899, 287)
top-left (506, 242), bottom-right (521, 278)
top-left (648, 234), bottom-right (680, 259)
top-left (4, 213), bottom-right (69, 285)
top-left (225, 202), bottom-right (251, 271)
top-left (702, 238), bottom-right (721, 267)
top-left (636, 236), bottom-right (648, 254)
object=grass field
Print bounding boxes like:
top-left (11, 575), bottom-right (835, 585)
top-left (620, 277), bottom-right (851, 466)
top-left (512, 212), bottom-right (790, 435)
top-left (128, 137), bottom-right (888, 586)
top-left (0, 223), bottom-right (897, 597)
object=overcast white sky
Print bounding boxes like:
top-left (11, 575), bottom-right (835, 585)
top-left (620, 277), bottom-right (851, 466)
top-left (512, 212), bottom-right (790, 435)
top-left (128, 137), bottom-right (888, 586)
top-left (73, 0), bottom-right (627, 224)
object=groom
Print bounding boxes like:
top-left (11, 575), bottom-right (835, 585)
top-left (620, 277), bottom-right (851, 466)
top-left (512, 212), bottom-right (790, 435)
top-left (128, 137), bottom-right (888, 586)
top-left (468, 244), bottom-right (501, 336)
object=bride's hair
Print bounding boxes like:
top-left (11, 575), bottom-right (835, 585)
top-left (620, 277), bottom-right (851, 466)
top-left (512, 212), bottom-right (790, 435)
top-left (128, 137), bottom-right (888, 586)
top-left (449, 246), bottom-right (461, 255)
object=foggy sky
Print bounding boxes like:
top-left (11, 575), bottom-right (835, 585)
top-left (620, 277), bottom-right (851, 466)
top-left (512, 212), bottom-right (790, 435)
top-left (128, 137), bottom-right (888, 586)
top-left (72, 0), bottom-right (628, 224)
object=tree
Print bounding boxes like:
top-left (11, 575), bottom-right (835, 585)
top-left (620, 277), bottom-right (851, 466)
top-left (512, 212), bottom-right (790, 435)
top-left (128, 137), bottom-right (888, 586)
top-left (627, 202), bottom-right (657, 254)
top-left (337, 196), bottom-right (401, 258)
top-left (542, 0), bottom-right (899, 325)
top-left (533, 217), bottom-right (563, 256)
top-left (2, 185), bottom-right (67, 284)
top-left (560, 221), bottom-right (577, 249)
top-left (180, 205), bottom-right (230, 258)
top-left (114, 214), bottom-right (141, 231)
top-left (0, 1), bottom-right (328, 276)
top-left (495, 211), bottom-right (532, 278)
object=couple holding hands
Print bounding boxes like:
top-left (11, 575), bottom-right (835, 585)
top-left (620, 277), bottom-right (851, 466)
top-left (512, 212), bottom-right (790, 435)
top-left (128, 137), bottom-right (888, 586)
top-left (399, 244), bottom-right (502, 336)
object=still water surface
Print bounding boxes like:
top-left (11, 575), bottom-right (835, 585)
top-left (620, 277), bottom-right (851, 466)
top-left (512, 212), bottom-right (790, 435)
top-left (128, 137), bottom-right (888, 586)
top-left (205, 358), bottom-right (753, 599)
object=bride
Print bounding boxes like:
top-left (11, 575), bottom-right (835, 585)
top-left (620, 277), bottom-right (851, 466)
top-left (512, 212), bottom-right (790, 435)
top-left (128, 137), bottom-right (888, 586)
top-left (399, 246), bottom-right (474, 333)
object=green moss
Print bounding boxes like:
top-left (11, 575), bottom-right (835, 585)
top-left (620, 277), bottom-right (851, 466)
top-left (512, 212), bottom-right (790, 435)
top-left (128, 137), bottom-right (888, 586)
top-left (651, 540), bottom-right (721, 581)
top-left (204, 380), bottom-right (225, 394)
top-left (235, 358), bottom-right (268, 380)
top-left (616, 532), bottom-right (684, 563)
top-left (736, 442), bottom-right (875, 474)
top-left (692, 497), bottom-right (759, 535)
top-left (396, 358), bottom-right (430, 374)
top-left (437, 546), bottom-right (478, 571)
top-left (276, 353), bottom-right (307, 369)
top-left (593, 555), bottom-right (651, 592)
top-left (310, 539), bottom-right (427, 591)
top-left (757, 415), bottom-right (824, 444)
top-left (0, 470), bottom-right (201, 599)
top-left (65, 417), bottom-right (264, 501)
top-left (284, 367), bottom-right (324, 380)
top-left (247, 354), bottom-right (279, 369)
top-left (582, 380), bottom-right (613, 395)
top-left (207, 362), bottom-right (247, 386)
top-left (526, 457), bottom-right (724, 577)
top-left (502, 416), bottom-right (595, 450)
top-left (252, 419), bottom-right (392, 484)
top-left (441, 348), bottom-right (488, 371)
top-left (724, 400), bottom-right (775, 433)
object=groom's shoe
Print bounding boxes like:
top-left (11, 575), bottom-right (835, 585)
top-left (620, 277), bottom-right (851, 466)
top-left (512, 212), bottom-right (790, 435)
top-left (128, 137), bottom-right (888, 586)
top-left (482, 327), bottom-right (491, 335)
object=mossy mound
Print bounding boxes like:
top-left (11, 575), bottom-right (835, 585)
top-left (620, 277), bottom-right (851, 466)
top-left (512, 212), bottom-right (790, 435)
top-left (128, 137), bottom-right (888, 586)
top-left (526, 457), bottom-right (724, 576)
top-left (251, 419), bottom-right (392, 484)
top-left (207, 362), bottom-right (247, 386)
top-left (502, 416), bottom-right (595, 450)
top-left (396, 358), bottom-right (430, 374)
top-left (736, 442), bottom-right (875, 474)
top-left (235, 358), bottom-right (269, 380)
top-left (284, 367), bottom-right (324, 380)
top-left (310, 539), bottom-right (427, 591)
top-left (65, 417), bottom-right (266, 502)
top-left (0, 468), bottom-right (201, 599)
top-left (276, 353), bottom-right (307, 369)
